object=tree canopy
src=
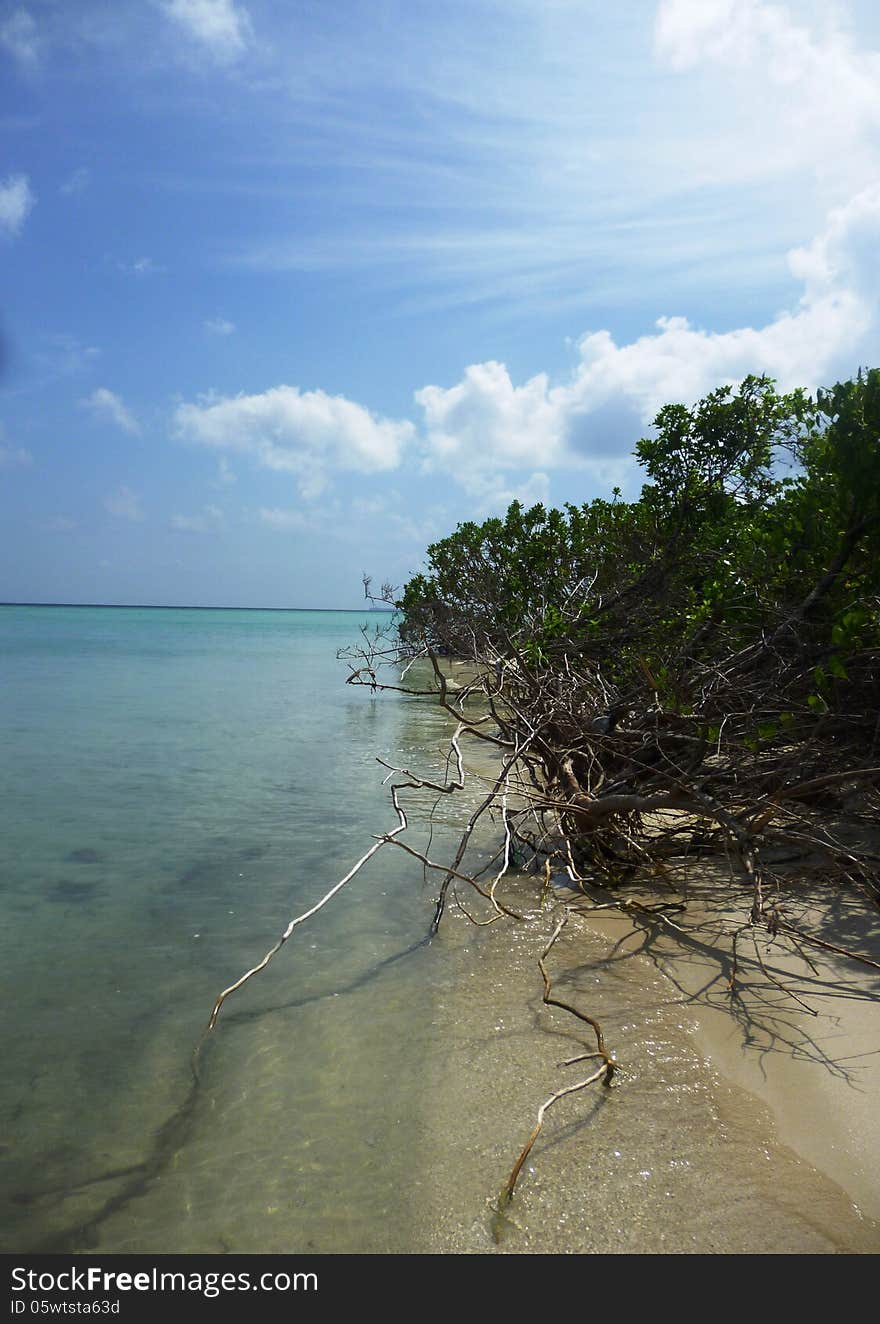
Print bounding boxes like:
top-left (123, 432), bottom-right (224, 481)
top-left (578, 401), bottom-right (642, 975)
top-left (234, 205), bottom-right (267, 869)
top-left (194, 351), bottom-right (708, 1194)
top-left (400, 371), bottom-right (879, 693)
top-left (389, 372), bottom-right (879, 933)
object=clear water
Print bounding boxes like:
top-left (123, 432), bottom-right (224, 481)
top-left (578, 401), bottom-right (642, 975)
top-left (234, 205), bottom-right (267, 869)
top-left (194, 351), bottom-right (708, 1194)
top-left (0, 605), bottom-right (479, 1253)
top-left (2, 606), bottom-right (875, 1254)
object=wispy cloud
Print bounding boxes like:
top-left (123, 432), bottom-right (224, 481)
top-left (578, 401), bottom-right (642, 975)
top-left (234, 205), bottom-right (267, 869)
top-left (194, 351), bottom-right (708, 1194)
top-left (0, 173), bottom-right (35, 238)
top-left (104, 485), bottom-right (144, 522)
top-left (0, 422), bottom-right (32, 469)
top-left (258, 506), bottom-right (309, 531)
top-left (159, 0), bottom-right (253, 65)
top-left (60, 167), bottom-right (90, 197)
top-left (215, 457), bottom-right (236, 485)
top-left (33, 335), bottom-right (100, 380)
top-left (82, 387), bottom-right (141, 434)
top-left (211, 0), bottom-right (880, 331)
top-left (117, 256), bottom-right (164, 277)
top-left (654, 0), bottom-right (880, 198)
top-left (204, 316), bottom-right (235, 336)
top-left (0, 8), bottom-right (40, 69)
top-left (170, 504), bottom-right (224, 533)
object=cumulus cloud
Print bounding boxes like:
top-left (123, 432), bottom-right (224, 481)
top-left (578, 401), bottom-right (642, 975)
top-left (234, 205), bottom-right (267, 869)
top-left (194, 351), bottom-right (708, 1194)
top-left (788, 186), bottom-right (880, 303)
top-left (415, 186), bottom-right (878, 488)
top-left (415, 364), bottom-right (581, 506)
top-left (417, 362), bottom-right (565, 471)
top-left (0, 174), bottom-right (35, 237)
top-left (160, 0), bottom-right (252, 64)
top-left (0, 8), bottom-right (40, 68)
top-left (204, 316), bottom-right (235, 336)
top-left (174, 385), bottom-right (415, 499)
top-left (82, 388), bottom-right (141, 435)
top-left (104, 485), bottom-right (144, 522)
top-left (171, 504), bottom-right (224, 533)
top-left (175, 178), bottom-right (879, 511)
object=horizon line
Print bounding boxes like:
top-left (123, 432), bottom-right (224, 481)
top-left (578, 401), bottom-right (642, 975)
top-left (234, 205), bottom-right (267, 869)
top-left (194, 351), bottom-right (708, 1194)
top-left (0, 601), bottom-right (397, 613)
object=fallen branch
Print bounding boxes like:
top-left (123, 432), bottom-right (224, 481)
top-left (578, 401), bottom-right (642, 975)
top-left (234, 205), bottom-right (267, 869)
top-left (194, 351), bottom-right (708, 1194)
top-left (500, 907), bottom-right (616, 1206)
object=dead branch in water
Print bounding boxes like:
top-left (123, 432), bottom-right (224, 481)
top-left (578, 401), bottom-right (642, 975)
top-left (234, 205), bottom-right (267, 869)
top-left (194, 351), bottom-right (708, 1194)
top-left (500, 906), bottom-right (616, 1207)
top-left (206, 722), bottom-right (469, 1031)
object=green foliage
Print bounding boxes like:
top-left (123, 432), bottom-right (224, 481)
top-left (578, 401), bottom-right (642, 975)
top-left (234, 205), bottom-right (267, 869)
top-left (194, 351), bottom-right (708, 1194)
top-left (398, 371), bottom-right (879, 732)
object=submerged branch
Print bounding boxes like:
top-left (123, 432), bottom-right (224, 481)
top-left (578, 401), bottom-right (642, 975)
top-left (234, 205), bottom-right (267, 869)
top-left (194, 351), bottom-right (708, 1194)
top-left (500, 906), bottom-right (615, 1207)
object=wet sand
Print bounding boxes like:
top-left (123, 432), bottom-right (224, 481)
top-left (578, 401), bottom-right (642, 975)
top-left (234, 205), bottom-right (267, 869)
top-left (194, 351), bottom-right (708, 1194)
top-left (410, 872), bottom-right (879, 1253)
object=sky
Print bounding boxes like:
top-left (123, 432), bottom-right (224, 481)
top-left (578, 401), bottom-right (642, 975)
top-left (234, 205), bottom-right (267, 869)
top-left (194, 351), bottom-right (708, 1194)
top-left (2, 0), bottom-right (880, 608)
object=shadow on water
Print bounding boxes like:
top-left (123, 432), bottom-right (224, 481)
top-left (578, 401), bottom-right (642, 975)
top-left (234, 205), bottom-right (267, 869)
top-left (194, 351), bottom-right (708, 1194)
top-left (44, 879), bottom-right (102, 904)
top-left (19, 930), bottom-right (434, 1253)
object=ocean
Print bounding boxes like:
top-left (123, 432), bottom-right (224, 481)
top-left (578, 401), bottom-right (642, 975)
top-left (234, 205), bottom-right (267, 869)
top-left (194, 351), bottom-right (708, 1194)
top-left (2, 605), bottom-right (875, 1254)
top-left (0, 604), bottom-right (487, 1253)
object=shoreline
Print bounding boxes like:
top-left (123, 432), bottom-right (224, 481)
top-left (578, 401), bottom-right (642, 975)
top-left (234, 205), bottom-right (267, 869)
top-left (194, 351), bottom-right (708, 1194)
top-left (637, 879), bottom-right (880, 1224)
top-left (427, 663), bottom-right (880, 1242)
top-left (411, 869), bottom-right (880, 1253)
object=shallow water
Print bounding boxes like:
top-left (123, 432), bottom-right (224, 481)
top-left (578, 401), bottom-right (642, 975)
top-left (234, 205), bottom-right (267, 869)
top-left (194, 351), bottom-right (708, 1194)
top-left (0, 606), bottom-right (469, 1252)
top-left (1, 606), bottom-right (876, 1254)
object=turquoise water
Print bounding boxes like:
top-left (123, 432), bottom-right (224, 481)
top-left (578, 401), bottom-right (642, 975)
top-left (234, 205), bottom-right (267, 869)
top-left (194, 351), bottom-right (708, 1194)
top-left (4, 607), bottom-right (876, 1255)
top-left (0, 605), bottom-right (481, 1252)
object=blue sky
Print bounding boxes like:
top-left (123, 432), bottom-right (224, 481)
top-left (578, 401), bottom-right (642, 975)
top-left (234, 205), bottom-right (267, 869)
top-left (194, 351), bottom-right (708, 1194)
top-left (2, 0), bottom-right (880, 607)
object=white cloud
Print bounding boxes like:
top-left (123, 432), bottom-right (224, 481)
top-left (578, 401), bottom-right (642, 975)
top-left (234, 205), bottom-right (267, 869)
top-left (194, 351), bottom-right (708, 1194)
top-left (417, 362), bottom-right (564, 471)
top-left (465, 471), bottom-right (552, 514)
top-left (415, 187), bottom-right (878, 488)
top-left (0, 173), bottom-right (35, 237)
top-left (215, 1), bottom-right (879, 328)
top-left (117, 256), bottom-right (164, 277)
top-left (34, 335), bottom-right (100, 380)
top-left (215, 457), bottom-right (236, 485)
top-left (415, 363), bottom-right (564, 504)
top-left (204, 316), bottom-right (235, 335)
top-left (174, 385), bottom-right (415, 499)
top-left (178, 181), bottom-right (879, 510)
top-left (656, 0), bottom-right (761, 70)
top-left (41, 515), bottom-right (77, 533)
top-left (654, 0), bottom-right (880, 196)
top-left (160, 0), bottom-right (252, 64)
top-left (171, 504), bottom-right (224, 533)
top-left (788, 186), bottom-right (880, 303)
top-left (0, 8), bottom-right (40, 68)
top-left (105, 485), bottom-right (144, 522)
top-left (258, 507), bottom-right (309, 531)
top-left (82, 388), bottom-right (141, 435)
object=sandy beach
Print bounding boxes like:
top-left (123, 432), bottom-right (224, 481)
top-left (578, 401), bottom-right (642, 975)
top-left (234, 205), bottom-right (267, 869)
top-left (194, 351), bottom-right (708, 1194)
top-left (408, 866), bottom-right (880, 1253)
top-left (388, 665), bottom-right (879, 1251)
